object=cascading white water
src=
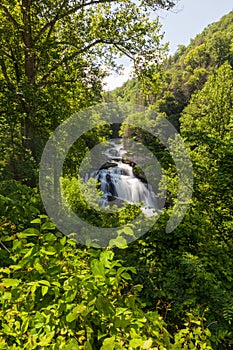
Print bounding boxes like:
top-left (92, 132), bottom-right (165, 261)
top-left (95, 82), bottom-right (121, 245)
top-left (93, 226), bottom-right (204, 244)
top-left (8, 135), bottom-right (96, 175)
top-left (92, 140), bottom-right (158, 215)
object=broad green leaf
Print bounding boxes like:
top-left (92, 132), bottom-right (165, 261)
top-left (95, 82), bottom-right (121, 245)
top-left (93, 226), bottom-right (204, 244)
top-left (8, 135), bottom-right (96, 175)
top-left (96, 296), bottom-right (114, 315)
top-left (63, 339), bottom-right (80, 350)
top-left (22, 247), bottom-right (35, 259)
top-left (66, 312), bottom-right (77, 323)
top-left (91, 260), bottom-right (105, 277)
top-left (1, 292), bottom-right (12, 300)
top-left (127, 267), bottom-right (137, 274)
top-left (143, 338), bottom-right (153, 349)
top-left (38, 280), bottom-right (50, 286)
top-left (66, 305), bottom-right (87, 323)
top-left (120, 226), bottom-right (135, 237)
top-left (115, 315), bottom-right (130, 328)
top-left (34, 262), bottom-right (45, 273)
top-left (41, 285), bottom-right (49, 296)
top-left (30, 218), bottom-right (41, 224)
top-left (99, 250), bottom-right (114, 268)
top-left (100, 336), bottom-right (116, 350)
top-left (38, 331), bottom-right (55, 346)
top-left (60, 236), bottom-right (66, 245)
top-left (18, 228), bottom-right (40, 237)
top-left (2, 278), bottom-right (20, 287)
top-left (109, 236), bottom-right (128, 249)
top-left (121, 272), bottom-right (132, 280)
top-left (129, 337), bottom-right (144, 347)
top-left (41, 221), bottom-right (56, 231)
top-left (84, 342), bottom-right (93, 350)
top-left (12, 240), bottom-right (22, 251)
top-left (40, 248), bottom-right (56, 255)
top-left (44, 232), bottom-right (57, 242)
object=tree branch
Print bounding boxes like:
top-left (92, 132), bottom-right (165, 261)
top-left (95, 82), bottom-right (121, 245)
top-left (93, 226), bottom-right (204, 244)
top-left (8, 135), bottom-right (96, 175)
top-left (38, 39), bottom-right (104, 84)
top-left (113, 43), bottom-right (135, 60)
top-left (38, 79), bottom-right (79, 86)
top-left (1, 4), bottom-right (21, 28)
top-left (38, 0), bottom-right (117, 37)
top-left (0, 239), bottom-right (11, 254)
top-left (1, 49), bottom-right (13, 60)
top-left (38, 38), bottom-right (134, 85)
top-left (37, 0), bottom-right (68, 38)
top-left (0, 59), bottom-right (14, 90)
top-left (1, 48), bottom-right (21, 85)
top-left (9, 47), bottom-right (21, 84)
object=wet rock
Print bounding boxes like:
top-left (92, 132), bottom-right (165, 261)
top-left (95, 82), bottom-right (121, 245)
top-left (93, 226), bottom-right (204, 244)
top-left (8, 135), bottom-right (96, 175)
top-left (106, 196), bottom-right (126, 207)
top-left (99, 161), bottom-right (118, 170)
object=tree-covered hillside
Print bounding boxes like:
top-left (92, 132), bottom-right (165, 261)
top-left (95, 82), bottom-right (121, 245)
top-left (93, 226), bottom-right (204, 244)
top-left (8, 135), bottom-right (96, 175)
top-left (105, 10), bottom-right (233, 127)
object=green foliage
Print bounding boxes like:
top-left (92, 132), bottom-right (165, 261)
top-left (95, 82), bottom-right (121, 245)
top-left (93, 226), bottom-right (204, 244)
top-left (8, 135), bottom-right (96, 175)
top-left (106, 40), bottom-right (233, 348)
top-left (108, 11), bottom-right (233, 130)
top-left (0, 218), bottom-right (213, 349)
top-left (180, 62), bottom-right (233, 241)
top-left (1, 6), bottom-right (233, 350)
top-left (0, 180), bottom-right (43, 268)
top-left (61, 176), bottom-right (142, 229)
top-left (0, 0), bottom-right (174, 183)
top-left (103, 79), bottom-right (144, 105)
top-left (0, 180), bottom-right (42, 225)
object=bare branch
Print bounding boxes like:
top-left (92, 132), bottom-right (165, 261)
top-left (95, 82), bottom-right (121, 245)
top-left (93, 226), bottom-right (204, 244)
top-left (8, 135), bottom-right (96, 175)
top-left (0, 239), bottom-right (11, 254)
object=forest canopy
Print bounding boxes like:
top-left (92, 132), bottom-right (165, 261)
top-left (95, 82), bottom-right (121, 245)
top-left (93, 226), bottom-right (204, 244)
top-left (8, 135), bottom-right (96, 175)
top-left (0, 0), bottom-right (176, 184)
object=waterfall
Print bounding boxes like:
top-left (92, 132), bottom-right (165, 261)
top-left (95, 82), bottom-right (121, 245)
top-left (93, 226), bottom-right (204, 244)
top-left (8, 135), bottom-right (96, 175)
top-left (89, 140), bottom-right (159, 216)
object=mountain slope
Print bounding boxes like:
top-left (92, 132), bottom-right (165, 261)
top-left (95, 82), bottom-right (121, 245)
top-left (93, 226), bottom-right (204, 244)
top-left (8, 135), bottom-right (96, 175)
top-left (104, 11), bottom-right (233, 128)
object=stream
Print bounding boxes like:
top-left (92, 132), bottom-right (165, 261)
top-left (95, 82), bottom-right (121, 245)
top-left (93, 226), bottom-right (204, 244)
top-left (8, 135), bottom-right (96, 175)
top-left (87, 140), bottom-right (159, 216)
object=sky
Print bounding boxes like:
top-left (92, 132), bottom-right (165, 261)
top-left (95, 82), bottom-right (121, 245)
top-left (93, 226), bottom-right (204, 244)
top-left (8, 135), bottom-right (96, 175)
top-left (103, 0), bottom-right (233, 91)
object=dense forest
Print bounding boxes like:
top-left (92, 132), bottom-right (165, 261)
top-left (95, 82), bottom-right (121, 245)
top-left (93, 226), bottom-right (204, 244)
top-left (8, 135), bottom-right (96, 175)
top-left (0, 1), bottom-right (233, 349)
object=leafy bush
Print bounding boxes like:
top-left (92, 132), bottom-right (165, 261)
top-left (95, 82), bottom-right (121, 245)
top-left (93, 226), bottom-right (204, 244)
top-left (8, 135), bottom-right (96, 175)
top-left (0, 218), bottom-right (213, 349)
top-left (61, 176), bottom-right (142, 229)
top-left (0, 180), bottom-right (42, 226)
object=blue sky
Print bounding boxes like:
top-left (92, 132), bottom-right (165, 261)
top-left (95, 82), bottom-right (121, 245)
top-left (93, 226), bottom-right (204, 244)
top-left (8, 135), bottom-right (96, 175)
top-left (159, 0), bottom-right (233, 53)
top-left (104, 0), bottom-right (233, 90)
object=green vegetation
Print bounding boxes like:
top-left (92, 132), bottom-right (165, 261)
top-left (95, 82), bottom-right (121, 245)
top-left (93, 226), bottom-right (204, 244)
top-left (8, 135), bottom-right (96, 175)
top-left (0, 0), bottom-right (172, 185)
top-left (106, 11), bottom-right (233, 127)
top-left (0, 3), bottom-right (233, 349)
